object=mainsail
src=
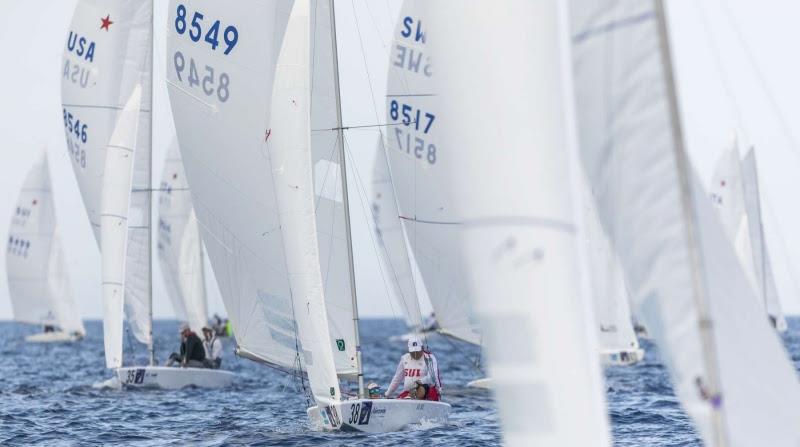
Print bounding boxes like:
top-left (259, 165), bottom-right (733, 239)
top-left (570, 1), bottom-right (800, 445)
top-left (6, 154), bottom-right (85, 336)
top-left (158, 140), bottom-right (208, 333)
top-left (384, 0), bottom-right (481, 345)
top-left (61, 0), bottom-right (153, 357)
top-left (166, 0), bottom-right (298, 372)
top-left (423, 1), bottom-right (612, 444)
top-left (741, 148), bottom-right (788, 331)
top-left (370, 140), bottom-right (424, 330)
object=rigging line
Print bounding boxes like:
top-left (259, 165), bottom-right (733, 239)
top-left (341, 134), bottom-right (402, 323)
top-left (312, 121), bottom-right (413, 132)
top-left (439, 330), bottom-right (483, 374)
top-left (361, 0), bottom-right (388, 49)
top-left (349, 0), bottom-right (388, 146)
top-left (692, 1), bottom-right (748, 141)
top-left (341, 136), bottom-right (423, 325)
top-left (718, 1), bottom-right (800, 163)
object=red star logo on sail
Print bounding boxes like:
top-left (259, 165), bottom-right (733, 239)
top-left (100, 15), bottom-right (113, 31)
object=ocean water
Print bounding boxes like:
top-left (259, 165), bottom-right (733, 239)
top-left (0, 318), bottom-right (797, 446)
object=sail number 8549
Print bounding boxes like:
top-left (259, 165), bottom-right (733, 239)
top-left (174, 51), bottom-right (230, 103)
top-left (174, 4), bottom-right (238, 55)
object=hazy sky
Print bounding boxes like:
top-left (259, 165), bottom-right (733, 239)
top-left (1, 0), bottom-right (799, 322)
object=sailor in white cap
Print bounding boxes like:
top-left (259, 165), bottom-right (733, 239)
top-left (385, 335), bottom-right (442, 400)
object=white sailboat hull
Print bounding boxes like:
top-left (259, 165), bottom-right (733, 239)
top-left (308, 398), bottom-right (450, 433)
top-left (116, 366), bottom-right (234, 389)
top-left (466, 378), bottom-right (493, 389)
top-left (25, 331), bottom-right (83, 343)
top-left (600, 348), bottom-right (645, 366)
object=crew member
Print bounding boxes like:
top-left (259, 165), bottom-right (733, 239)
top-left (202, 326), bottom-right (223, 369)
top-left (384, 335), bottom-right (442, 401)
top-left (165, 324), bottom-right (206, 368)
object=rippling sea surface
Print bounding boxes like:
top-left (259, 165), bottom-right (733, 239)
top-left (1, 318), bottom-right (798, 446)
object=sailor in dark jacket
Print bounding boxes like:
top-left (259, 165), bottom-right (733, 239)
top-left (165, 324), bottom-right (206, 368)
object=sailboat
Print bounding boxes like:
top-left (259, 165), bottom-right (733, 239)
top-left (6, 153), bottom-right (86, 343)
top-left (370, 140), bottom-right (426, 335)
top-left (166, 0), bottom-right (449, 432)
top-left (418, 1), bottom-right (613, 445)
top-left (709, 142), bottom-right (788, 332)
top-left (383, 0), bottom-right (484, 380)
top-left (582, 185), bottom-right (644, 366)
top-left (157, 140), bottom-right (209, 333)
top-left (61, 0), bottom-right (231, 389)
top-left (570, 0), bottom-right (800, 445)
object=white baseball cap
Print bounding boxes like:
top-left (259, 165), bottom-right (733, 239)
top-left (407, 335), bottom-right (423, 352)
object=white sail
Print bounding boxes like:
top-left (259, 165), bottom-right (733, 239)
top-left (370, 140), bottom-right (424, 330)
top-left (158, 140), bottom-right (208, 333)
top-left (569, 1), bottom-right (800, 445)
top-left (165, 0), bottom-right (305, 372)
top-left (385, 0), bottom-right (481, 346)
top-left (101, 85), bottom-right (142, 369)
top-left (309, 0), bottom-right (358, 376)
top-left (424, 1), bottom-right (611, 444)
top-left (582, 183), bottom-right (640, 361)
top-left (268, 0), bottom-right (341, 403)
top-left (6, 154), bottom-right (85, 336)
top-left (61, 0), bottom-right (153, 348)
top-left (741, 148), bottom-right (788, 331)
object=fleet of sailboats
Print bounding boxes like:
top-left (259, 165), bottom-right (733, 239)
top-left (2, 0), bottom-right (799, 442)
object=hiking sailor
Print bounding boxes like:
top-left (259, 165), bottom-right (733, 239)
top-left (165, 323), bottom-right (206, 368)
top-left (384, 335), bottom-right (442, 401)
top-left (202, 326), bottom-right (223, 369)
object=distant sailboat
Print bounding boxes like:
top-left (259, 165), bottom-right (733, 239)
top-left (157, 140), bottom-right (208, 333)
top-left (384, 0), bottom-right (481, 348)
top-left (421, 1), bottom-right (613, 445)
top-left (166, 0), bottom-right (449, 432)
top-left (6, 153), bottom-right (85, 343)
top-left (570, 1), bottom-right (800, 445)
top-left (582, 185), bottom-right (644, 366)
top-left (710, 143), bottom-right (788, 332)
top-left (61, 0), bottom-right (231, 389)
top-left (370, 140), bottom-right (425, 334)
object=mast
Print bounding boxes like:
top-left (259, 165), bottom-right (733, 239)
top-left (146, 0), bottom-right (155, 367)
top-left (328, 0), bottom-right (364, 399)
top-left (655, 1), bottom-right (727, 445)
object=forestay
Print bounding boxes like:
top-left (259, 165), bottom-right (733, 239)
top-left (6, 154), bottom-right (85, 336)
top-left (158, 140), bottom-right (208, 333)
top-left (384, 0), bottom-right (480, 346)
top-left (741, 148), bottom-right (787, 331)
top-left (100, 86), bottom-right (142, 369)
top-left (309, 0), bottom-right (357, 376)
top-left (165, 0), bottom-right (310, 376)
top-left (569, 1), bottom-right (800, 445)
top-left (370, 140), bottom-right (424, 330)
top-left (425, 1), bottom-right (611, 445)
top-left (61, 0), bottom-right (153, 348)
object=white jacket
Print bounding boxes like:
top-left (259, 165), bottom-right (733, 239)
top-left (386, 351), bottom-right (442, 396)
top-left (203, 336), bottom-right (222, 360)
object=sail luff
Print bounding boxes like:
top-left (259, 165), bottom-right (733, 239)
top-left (100, 85), bottom-right (143, 369)
top-left (653, 2), bottom-right (728, 444)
